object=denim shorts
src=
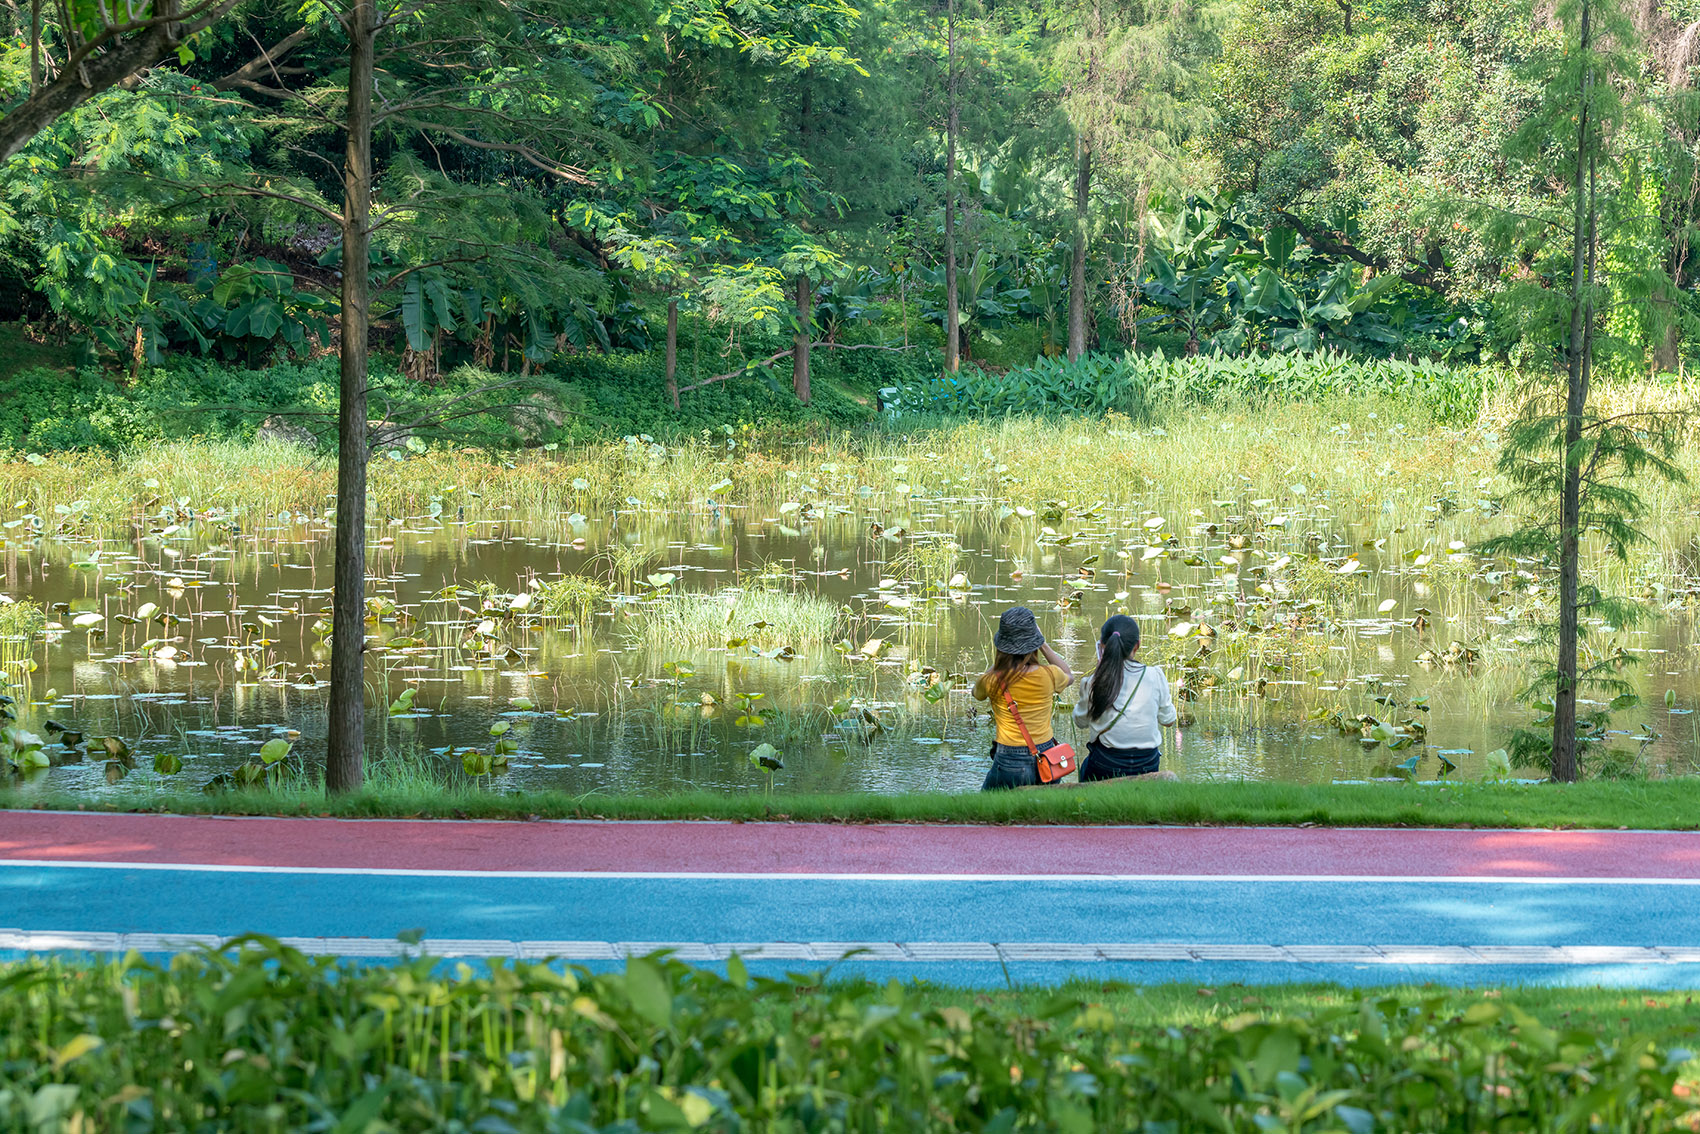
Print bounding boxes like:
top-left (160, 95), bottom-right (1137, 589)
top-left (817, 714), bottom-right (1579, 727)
top-left (982, 739), bottom-right (1059, 791)
top-left (1080, 741), bottom-right (1160, 782)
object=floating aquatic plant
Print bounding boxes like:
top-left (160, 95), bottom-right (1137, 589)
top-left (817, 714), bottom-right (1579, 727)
top-left (536, 574), bottom-right (609, 629)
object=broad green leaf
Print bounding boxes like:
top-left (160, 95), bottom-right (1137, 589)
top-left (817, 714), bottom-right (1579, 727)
top-left (401, 275), bottom-right (430, 352)
top-left (625, 956), bottom-right (673, 1028)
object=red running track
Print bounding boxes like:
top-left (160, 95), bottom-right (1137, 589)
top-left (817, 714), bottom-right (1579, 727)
top-left (2, 811), bottom-right (1698, 877)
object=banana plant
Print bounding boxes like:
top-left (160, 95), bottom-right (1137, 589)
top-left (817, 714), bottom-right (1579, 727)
top-left (915, 248), bottom-right (1027, 361)
top-left (1135, 198), bottom-right (1251, 353)
top-left (129, 257), bottom-right (333, 366)
top-left (812, 269), bottom-right (887, 344)
top-left (1220, 265), bottom-right (1399, 354)
top-left (1014, 248), bottom-right (1070, 357)
top-left (1139, 245), bottom-right (1230, 355)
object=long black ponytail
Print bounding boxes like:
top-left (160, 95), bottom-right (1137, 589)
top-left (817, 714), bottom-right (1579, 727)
top-left (1086, 615), bottom-right (1141, 721)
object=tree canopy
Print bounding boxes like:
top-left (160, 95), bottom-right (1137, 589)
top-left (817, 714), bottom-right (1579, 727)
top-left (4, 0), bottom-right (1700, 380)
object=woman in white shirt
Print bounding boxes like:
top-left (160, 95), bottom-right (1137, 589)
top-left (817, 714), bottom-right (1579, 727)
top-left (1073, 615), bottom-right (1179, 781)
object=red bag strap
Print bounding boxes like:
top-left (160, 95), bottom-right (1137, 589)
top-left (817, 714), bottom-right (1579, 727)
top-left (1003, 689), bottom-right (1040, 756)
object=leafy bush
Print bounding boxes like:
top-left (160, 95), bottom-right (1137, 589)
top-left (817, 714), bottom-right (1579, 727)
top-left (549, 348), bottom-right (879, 442)
top-left (0, 343), bottom-right (897, 454)
top-left (0, 368), bottom-right (119, 451)
top-left (897, 350), bottom-right (1493, 425)
top-left (0, 360), bottom-right (353, 452)
top-left (135, 256), bottom-right (334, 365)
top-left (0, 599), bottom-right (46, 650)
top-left (900, 353), bottom-right (1153, 418)
top-left (0, 944), bottom-right (1695, 1132)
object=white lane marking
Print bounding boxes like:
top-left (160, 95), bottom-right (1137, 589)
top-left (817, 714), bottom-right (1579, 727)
top-left (0, 858), bottom-right (1696, 884)
top-left (0, 929), bottom-right (1694, 964)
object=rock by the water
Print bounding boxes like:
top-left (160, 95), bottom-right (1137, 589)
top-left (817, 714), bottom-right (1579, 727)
top-left (256, 416), bottom-right (319, 448)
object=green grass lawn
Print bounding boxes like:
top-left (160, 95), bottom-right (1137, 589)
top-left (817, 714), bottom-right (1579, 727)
top-left (914, 980), bottom-right (1700, 1037)
top-left (8, 775), bottom-right (1699, 828)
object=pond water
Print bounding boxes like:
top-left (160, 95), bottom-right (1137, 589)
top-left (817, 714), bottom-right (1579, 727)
top-left (3, 487), bottom-right (1698, 797)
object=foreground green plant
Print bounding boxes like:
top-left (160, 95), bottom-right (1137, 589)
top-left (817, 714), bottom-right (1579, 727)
top-left (536, 574), bottom-right (610, 630)
top-left (0, 600), bottom-right (44, 695)
top-left (1, 943), bottom-right (1695, 1133)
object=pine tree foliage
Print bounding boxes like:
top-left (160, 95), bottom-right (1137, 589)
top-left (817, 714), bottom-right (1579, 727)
top-left (1475, 0), bottom-right (1694, 780)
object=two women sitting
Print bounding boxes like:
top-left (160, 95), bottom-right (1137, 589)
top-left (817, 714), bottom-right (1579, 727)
top-left (972, 607), bottom-right (1179, 790)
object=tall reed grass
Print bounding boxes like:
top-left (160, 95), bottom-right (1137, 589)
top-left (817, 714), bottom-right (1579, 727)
top-left (630, 587), bottom-right (843, 649)
top-left (1, 380), bottom-right (1695, 541)
top-left (0, 599), bottom-right (44, 689)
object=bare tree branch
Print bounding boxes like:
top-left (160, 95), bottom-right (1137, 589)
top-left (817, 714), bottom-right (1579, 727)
top-left (2, 0), bottom-right (243, 162)
top-left (676, 342), bottom-right (914, 394)
top-left (1274, 208), bottom-right (1451, 294)
top-left (158, 179), bottom-right (344, 225)
top-left (385, 119), bottom-right (593, 183)
top-left (212, 25), bottom-right (315, 95)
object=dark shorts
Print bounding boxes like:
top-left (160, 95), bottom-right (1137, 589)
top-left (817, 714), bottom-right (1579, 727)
top-left (982, 739), bottom-right (1060, 791)
top-left (1080, 741), bottom-right (1160, 782)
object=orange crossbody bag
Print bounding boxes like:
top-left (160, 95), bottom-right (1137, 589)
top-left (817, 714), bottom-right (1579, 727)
top-left (1003, 691), bottom-right (1077, 783)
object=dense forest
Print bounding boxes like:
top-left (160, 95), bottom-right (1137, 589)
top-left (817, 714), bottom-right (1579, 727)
top-left (2, 0), bottom-right (1699, 446)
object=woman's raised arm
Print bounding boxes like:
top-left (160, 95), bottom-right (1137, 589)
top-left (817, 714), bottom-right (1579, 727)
top-left (1039, 642), bottom-right (1074, 686)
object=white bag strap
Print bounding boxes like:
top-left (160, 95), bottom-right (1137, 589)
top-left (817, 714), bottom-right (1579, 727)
top-left (1089, 664), bottom-right (1146, 743)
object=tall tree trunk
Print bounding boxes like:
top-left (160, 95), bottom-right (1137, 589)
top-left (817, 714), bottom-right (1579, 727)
top-left (665, 297), bottom-right (679, 410)
top-left (326, 0), bottom-right (376, 795)
top-left (793, 275), bottom-right (812, 404)
top-left (1068, 140), bottom-right (1092, 361)
top-left (900, 270), bottom-right (909, 346)
top-left (1552, 0), bottom-right (1593, 785)
top-left (794, 76), bottom-right (815, 403)
top-left (943, 0), bottom-right (960, 373)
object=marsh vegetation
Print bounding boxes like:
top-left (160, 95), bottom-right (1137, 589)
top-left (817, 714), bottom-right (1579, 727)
top-left (2, 381), bottom-right (1697, 800)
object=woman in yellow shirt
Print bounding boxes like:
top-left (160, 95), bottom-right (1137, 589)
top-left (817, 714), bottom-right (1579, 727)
top-left (972, 606), bottom-right (1075, 790)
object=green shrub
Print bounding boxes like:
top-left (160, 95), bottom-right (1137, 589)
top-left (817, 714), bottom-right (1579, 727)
top-left (0, 368), bottom-right (119, 451)
top-left (2, 340), bottom-right (1492, 456)
top-left (1, 357), bottom-right (558, 453)
top-left (0, 360), bottom-right (352, 453)
top-left (0, 944), bottom-right (1694, 1132)
top-left (550, 348), bottom-right (878, 442)
top-left (897, 350), bottom-right (1493, 425)
top-left (0, 301), bottom-right (918, 452)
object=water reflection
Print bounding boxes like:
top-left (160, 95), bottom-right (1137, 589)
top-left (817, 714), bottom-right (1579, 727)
top-left (4, 498), bottom-right (1697, 797)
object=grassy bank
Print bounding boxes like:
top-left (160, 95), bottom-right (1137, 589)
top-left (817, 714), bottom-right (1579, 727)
top-left (3, 943), bottom-right (1696, 1132)
top-left (919, 981), bottom-right (1700, 1037)
top-left (0, 328), bottom-right (893, 452)
top-left (9, 777), bottom-right (1700, 828)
